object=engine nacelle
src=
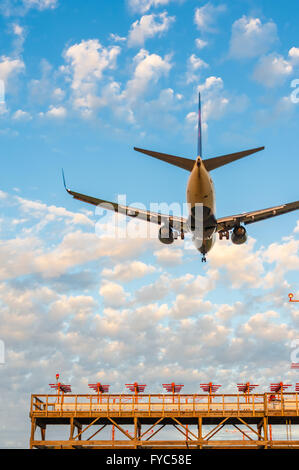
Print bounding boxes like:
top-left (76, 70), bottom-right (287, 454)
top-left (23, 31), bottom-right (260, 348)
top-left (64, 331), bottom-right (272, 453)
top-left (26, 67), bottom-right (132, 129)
top-left (231, 226), bottom-right (247, 245)
top-left (158, 225), bottom-right (174, 244)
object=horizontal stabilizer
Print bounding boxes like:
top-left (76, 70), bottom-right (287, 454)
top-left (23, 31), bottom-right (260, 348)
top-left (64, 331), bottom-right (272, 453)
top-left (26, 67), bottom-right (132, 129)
top-left (134, 147), bottom-right (195, 171)
top-left (203, 147), bottom-right (265, 172)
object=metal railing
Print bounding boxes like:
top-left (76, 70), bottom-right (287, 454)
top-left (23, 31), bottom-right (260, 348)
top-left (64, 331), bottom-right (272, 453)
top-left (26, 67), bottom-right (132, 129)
top-left (30, 393), bottom-right (299, 417)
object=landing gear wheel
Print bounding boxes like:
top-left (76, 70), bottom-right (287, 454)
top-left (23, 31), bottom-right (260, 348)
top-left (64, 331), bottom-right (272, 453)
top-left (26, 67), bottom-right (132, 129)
top-left (201, 255), bottom-right (207, 263)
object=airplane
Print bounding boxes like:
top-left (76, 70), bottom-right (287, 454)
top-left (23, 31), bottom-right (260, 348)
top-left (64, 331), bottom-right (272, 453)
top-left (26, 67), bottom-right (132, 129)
top-left (63, 93), bottom-right (299, 262)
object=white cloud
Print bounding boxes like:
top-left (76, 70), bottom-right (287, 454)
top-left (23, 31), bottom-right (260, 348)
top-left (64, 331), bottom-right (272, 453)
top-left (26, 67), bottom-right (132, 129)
top-left (99, 281), bottom-right (129, 307)
top-left (110, 33), bottom-right (127, 43)
top-left (195, 38), bottom-right (208, 49)
top-left (12, 23), bottom-right (24, 37)
top-left (102, 261), bottom-right (156, 282)
top-left (249, 47), bottom-right (299, 90)
top-left (198, 75), bottom-right (223, 93)
top-left (125, 48), bottom-right (172, 101)
top-left (23, 0), bottom-right (58, 10)
top-left (128, 12), bottom-right (175, 46)
top-left (12, 109), bottom-right (32, 121)
top-left (10, 23), bottom-right (26, 55)
top-left (229, 16), bottom-right (278, 59)
top-left (45, 105), bottom-right (67, 118)
top-left (185, 111), bottom-right (197, 125)
top-left (0, 187), bottom-right (299, 448)
top-left (186, 77), bottom-right (228, 134)
top-left (0, 56), bottom-right (24, 84)
top-left (63, 39), bottom-right (121, 92)
top-left (169, 294), bottom-right (213, 318)
top-left (186, 53), bottom-right (208, 83)
top-left (196, 76), bottom-right (229, 124)
top-left (134, 275), bottom-right (170, 303)
top-left (263, 238), bottom-right (299, 288)
top-left (194, 3), bottom-right (226, 33)
top-left (128, 0), bottom-right (174, 14)
top-left (52, 87), bottom-right (65, 101)
top-left (17, 196), bottom-right (93, 228)
top-left (253, 53), bottom-right (293, 87)
top-left (62, 40), bottom-right (121, 115)
top-left (154, 247), bottom-right (183, 266)
top-left (208, 238), bottom-right (264, 289)
top-left (289, 47), bottom-right (299, 63)
top-left (240, 311), bottom-right (294, 342)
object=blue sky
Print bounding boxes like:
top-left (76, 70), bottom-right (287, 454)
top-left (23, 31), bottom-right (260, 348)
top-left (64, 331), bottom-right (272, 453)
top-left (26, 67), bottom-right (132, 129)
top-left (0, 0), bottom-right (299, 447)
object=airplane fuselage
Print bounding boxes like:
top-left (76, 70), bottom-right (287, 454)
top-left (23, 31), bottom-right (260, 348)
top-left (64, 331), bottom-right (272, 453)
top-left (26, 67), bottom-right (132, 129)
top-left (64, 92), bottom-right (299, 263)
top-left (186, 156), bottom-right (217, 254)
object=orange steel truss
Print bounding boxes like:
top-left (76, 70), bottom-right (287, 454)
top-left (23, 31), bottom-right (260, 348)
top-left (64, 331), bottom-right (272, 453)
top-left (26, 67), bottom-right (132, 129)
top-left (30, 392), bottom-right (299, 449)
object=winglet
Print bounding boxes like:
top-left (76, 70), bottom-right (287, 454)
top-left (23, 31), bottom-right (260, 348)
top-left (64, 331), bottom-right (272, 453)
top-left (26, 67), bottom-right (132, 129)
top-left (62, 168), bottom-right (70, 193)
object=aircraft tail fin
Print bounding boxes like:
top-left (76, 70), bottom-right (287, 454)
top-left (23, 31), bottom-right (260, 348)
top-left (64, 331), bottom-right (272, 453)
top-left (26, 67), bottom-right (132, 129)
top-left (198, 92), bottom-right (202, 158)
top-left (133, 147), bottom-right (195, 171)
top-left (203, 146), bottom-right (265, 172)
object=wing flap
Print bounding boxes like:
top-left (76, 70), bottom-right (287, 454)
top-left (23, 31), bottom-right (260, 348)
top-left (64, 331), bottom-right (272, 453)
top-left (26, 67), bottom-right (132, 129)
top-left (217, 200), bottom-right (299, 231)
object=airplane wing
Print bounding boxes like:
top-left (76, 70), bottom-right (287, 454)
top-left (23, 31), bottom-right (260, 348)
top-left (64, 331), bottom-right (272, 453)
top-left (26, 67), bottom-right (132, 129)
top-left (217, 200), bottom-right (299, 232)
top-left (62, 172), bottom-right (188, 233)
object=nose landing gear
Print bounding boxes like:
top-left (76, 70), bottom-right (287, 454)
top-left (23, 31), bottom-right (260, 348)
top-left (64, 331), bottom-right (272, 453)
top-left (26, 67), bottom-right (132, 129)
top-left (201, 255), bottom-right (207, 263)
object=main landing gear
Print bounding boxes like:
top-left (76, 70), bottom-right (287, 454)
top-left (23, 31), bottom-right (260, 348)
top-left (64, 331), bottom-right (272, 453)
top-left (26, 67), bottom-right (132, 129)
top-left (219, 230), bottom-right (229, 240)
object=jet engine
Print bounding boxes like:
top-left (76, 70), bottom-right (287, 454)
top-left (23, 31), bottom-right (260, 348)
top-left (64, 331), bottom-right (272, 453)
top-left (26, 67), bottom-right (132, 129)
top-left (231, 225), bottom-right (247, 245)
top-left (158, 225), bottom-right (174, 244)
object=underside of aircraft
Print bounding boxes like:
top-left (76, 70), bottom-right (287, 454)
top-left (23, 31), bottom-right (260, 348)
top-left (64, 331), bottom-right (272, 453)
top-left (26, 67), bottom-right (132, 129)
top-left (62, 93), bottom-right (299, 262)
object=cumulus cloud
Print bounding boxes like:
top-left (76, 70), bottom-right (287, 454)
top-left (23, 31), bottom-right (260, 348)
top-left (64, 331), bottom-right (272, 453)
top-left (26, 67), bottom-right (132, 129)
top-left (12, 109), bottom-right (32, 121)
top-left (229, 16), bottom-right (278, 59)
top-left (194, 2), bottom-right (226, 33)
top-left (128, 11), bottom-right (175, 46)
top-left (17, 196), bottom-right (92, 228)
top-left (0, 56), bottom-right (24, 85)
top-left (0, 188), bottom-right (298, 447)
top-left (102, 261), bottom-right (156, 282)
top-left (186, 76), bottom-right (227, 133)
top-left (253, 53), bottom-right (294, 87)
top-left (45, 105), bottom-right (67, 118)
top-left (239, 310), bottom-right (295, 342)
top-left (289, 47), bottom-right (299, 63)
top-left (63, 40), bottom-right (120, 91)
top-left (154, 247), bottom-right (183, 266)
top-left (169, 294), bottom-right (212, 318)
top-left (263, 238), bottom-right (299, 288)
top-left (99, 281), bottom-right (130, 307)
top-left (59, 43), bottom-right (172, 123)
top-left (59, 39), bottom-right (173, 122)
top-left (62, 39), bottom-right (121, 113)
top-left (208, 238), bottom-right (264, 289)
top-left (186, 53), bottom-right (209, 83)
top-left (196, 76), bottom-right (229, 125)
top-left (125, 48), bottom-right (172, 101)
